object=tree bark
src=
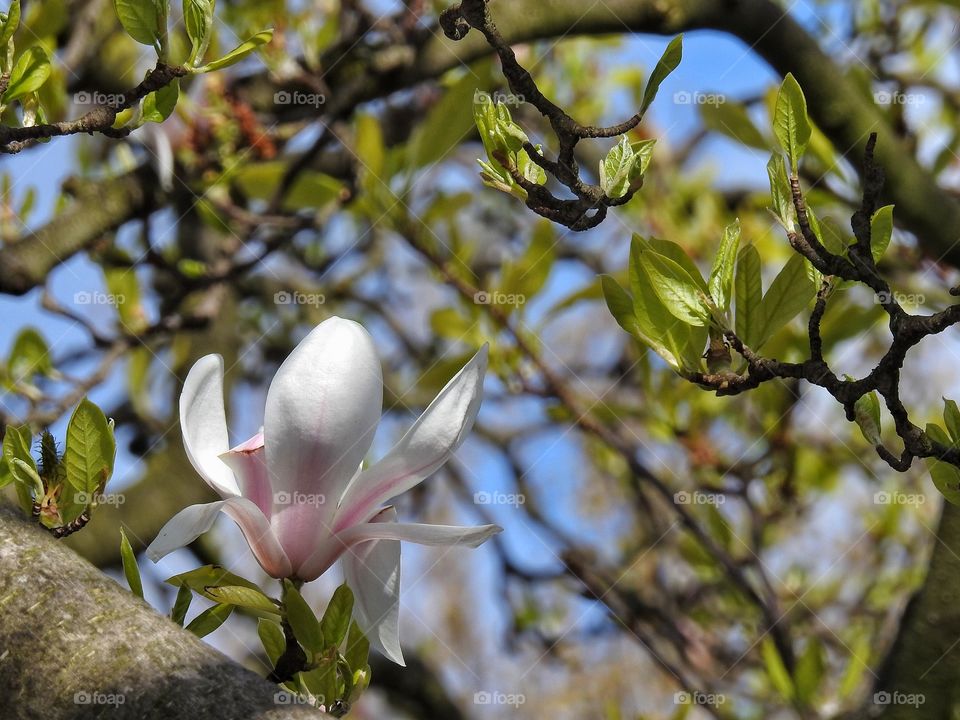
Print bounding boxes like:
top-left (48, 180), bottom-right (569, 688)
top-left (0, 504), bottom-right (324, 719)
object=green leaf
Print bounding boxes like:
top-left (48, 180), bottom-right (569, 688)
top-left (283, 579), bottom-right (324, 653)
top-left (646, 238), bottom-right (708, 291)
top-left (794, 638), bottom-right (825, 705)
top-left (119, 529), bottom-right (144, 599)
top-left (755, 254), bottom-right (816, 350)
top-left (3, 46), bottom-right (51, 102)
top-left (141, 78), bottom-right (179, 123)
top-left (185, 603), bottom-right (233, 637)
top-left (640, 35), bottom-right (682, 114)
top-left (171, 584), bottom-right (192, 626)
top-left (183, 0), bottom-right (214, 66)
top-left (774, 73), bottom-right (811, 172)
top-left (319, 583), bottom-right (354, 649)
top-left (762, 636), bottom-right (795, 700)
top-left (232, 161), bottom-right (343, 211)
top-left (300, 658), bottom-right (337, 706)
top-left (165, 565), bottom-right (261, 593)
top-left (64, 399), bottom-right (116, 497)
top-left (708, 219), bottom-right (741, 312)
top-left (701, 101), bottom-right (769, 150)
top-left (870, 205), bottom-right (894, 263)
top-left (258, 618), bottom-right (286, 666)
top-left (601, 275), bottom-right (640, 336)
top-left (734, 245), bottom-right (762, 348)
top-left (599, 137), bottom-right (655, 199)
top-left (944, 398), bottom-right (960, 444)
top-left (195, 29), bottom-right (273, 73)
top-left (344, 620), bottom-right (370, 673)
top-left (0, 457), bottom-right (12, 490)
top-left (925, 423), bottom-right (960, 506)
top-left (628, 242), bottom-right (693, 370)
top-left (2, 424), bottom-right (36, 508)
top-left (0, 2), bottom-right (22, 63)
top-left (635, 240), bottom-right (710, 326)
top-left (113, 0), bottom-right (163, 47)
top-left (7, 327), bottom-right (51, 383)
top-left (767, 153), bottom-right (793, 229)
top-left (500, 220), bottom-right (555, 300)
top-left (205, 585), bottom-right (280, 615)
top-left (854, 392), bottom-right (882, 446)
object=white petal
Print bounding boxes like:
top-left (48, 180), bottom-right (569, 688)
top-left (180, 355), bottom-right (239, 498)
top-left (264, 318), bottom-right (383, 569)
top-left (146, 498), bottom-right (292, 578)
top-left (335, 345), bottom-right (488, 531)
top-left (339, 521), bottom-right (502, 549)
top-left (341, 507), bottom-right (404, 666)
top-left (219, 431), bottom-right (272, 517)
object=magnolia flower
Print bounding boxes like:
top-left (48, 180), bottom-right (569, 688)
top-left (147, 317), bottom-right (501, 664)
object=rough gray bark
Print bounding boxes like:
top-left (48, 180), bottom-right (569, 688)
top-left (0, 505), bottom-right (325, 720)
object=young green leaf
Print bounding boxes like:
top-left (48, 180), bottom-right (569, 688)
top-left (944, 398), bottom-right (960, 444)
top-left (171, 584), bottom-right (192, 626)
top-left (64, 399), bottom-right (116, 496)
top-left (794, 638), bottom-right (825, 705)
top-left (0, 2), bottom-right (21, 66)
top-left (141, 78), bottom-right (179, 123)
top-left (734, 244), bottom-right (762, 348)
top-left (870, 205), bottom-right (894, 263)
top-left (755, 254), bottom-right (816, 349)
top-left (185, 603), bottom-right (233, 637)
top-left (708, 219), bottom-right (741, 312)
top-left (300, 658), bottom-right (337, 706)
top-left (762, 636), bottom-right (795, 700)
top-left (320, 583), bottom-right (354, 649)
top-left (774, 73), bottom-right (811, 172)
top-left (925, 423), bottom-right (960, 506)
top-left (119, 528), bottom-right (144, 599)
top-left (344, 620), bottom-right (370, 673)
top-left (853, 392), bottom-right (882, 446)
top-left (3, 46), bottom-right (51, 102)
top-left (701, 101), bottom-right (769, 150)
top-left (166, 565), bottom-right (261, 594)
top-left (7, 327), bottom-right (51, 383)
top-left (195, 29), bottom-right (272, 73)
top-left (113, 0), bottom-right (163, 47)
top-left (205, 585), bottom-right (280, 615)
top-left (766, 153), bottom-right (793, 230)
top-left (640, 35), bottom-right (682, 114)
top-left (258, 618), bottom-right (286, 666)
top-left (636, 244), bottom-right (710, 326)
top-left (283, 579), bottom-right (324, 653)
top-left (0, 457), bottom-right (12, 490)
top-left (183, 0), bottom-right (215, 66)
top-left (601, 275), bottom-right (639, 335)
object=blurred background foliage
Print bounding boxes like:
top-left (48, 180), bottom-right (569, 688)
top-left (3, 0), bottom-right (960, 718)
